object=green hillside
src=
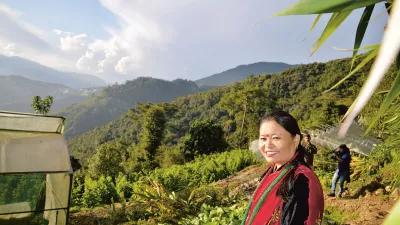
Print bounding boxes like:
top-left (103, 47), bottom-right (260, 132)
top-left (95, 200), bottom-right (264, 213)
top-left (61, 77), bottom-right (200, 138)
top-left (195, 61), bottom-right (293, 87)
top-left (69, 56), bottom-right (396, 165)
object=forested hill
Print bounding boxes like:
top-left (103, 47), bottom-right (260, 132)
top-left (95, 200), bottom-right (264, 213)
top-left (68, 56), bottom-right (398, 165)
top-left (0, 54), bottom-right (105, 88)
top-left (0, 75), bottom-right (90, 113)
top-left (61, 77), bottom-right (200, 138)
top-left (195, 61), bottom-right (293, 87)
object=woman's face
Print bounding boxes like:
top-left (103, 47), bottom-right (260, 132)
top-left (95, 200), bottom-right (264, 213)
top-left (258, 120), bottom-right (299, 167)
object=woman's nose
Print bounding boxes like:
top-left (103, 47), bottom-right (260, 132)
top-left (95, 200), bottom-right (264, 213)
top-left (265, 138), bottom-right (273, 147)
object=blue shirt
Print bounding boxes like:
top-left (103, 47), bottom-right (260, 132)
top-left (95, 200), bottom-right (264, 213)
top-left (338, 152), bottom-right (351, 173)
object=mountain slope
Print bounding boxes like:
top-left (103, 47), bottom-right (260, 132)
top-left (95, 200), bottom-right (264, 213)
top-left (61, 77), bottom-right (200, 138)
top-left (0, 55), bottom-right (106, 88)
top-left (195, 62), bottom-right (293, 87)
top-left (69, 56), bottom-right (398, 165)
top-left (0, 75), bottom-right (96, 113)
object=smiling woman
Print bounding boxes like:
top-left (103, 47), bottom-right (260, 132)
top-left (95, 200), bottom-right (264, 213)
top-left (241, 111), bottom-right (324, 225)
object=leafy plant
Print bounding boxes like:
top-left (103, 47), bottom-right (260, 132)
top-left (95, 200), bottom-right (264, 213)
top-left (82, 176), bottom-right (118, 208)
top-left (31, 95), bottom-right (54, 115)
top-left (279, 0), bottom-right (400, 136)
top-left (182, 119), bottom-right (228, 159)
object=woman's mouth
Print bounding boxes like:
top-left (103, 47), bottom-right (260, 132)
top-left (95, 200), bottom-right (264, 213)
top-left (265, 151), bottom-right (279, 157)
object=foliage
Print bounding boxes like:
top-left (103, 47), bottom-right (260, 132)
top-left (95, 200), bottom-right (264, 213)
top-left (87, 141), bottom-right (128, 180)
top-left (71, 172), bottom-right (85, 206)
top-left (279, 0), bottom-right (400, 135)
top-left (125, 176), bottom-right (243, 225)
top-left (31, 95), bottom-right (54, 115)
top-left (149, 149), bottom-right (258, 192)
top-left (182, 119), bottom-right (227, 159)
top-left (0, 174), bottom-right (45, 210)
top-left (116, 174), bottom-right (133, 200)
top-left (61, 77), bottom-right (199, 138)
top-left (155, 145), bottom-right (186, 168)
top-left (179, 202), bottom-right (247, 225)
top-left (81, 176), bottom-right (118, 208)
top-left (139, 105), bottom-right (166, 159)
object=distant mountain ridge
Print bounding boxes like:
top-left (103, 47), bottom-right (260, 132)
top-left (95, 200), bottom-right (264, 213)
top-left (195, 62), bottom-right (294, 87)
top-left (0, 55), bottom-right (106, 89)
top-left (61, 77), bottom-right (200, 138)
top-left (0, 75), bottom-right (97, 113)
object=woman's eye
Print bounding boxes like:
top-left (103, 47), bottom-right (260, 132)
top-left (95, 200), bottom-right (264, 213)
top-left (260, 137), bottom-right (267, 141)
top-left (272, 136), bottom-right (280, 140)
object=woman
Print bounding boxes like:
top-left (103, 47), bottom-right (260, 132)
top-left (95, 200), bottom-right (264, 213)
top-left (241, 111), bottom-right (324, 225)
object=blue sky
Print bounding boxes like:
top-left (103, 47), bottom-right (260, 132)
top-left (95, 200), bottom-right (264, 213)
top-left (0, 0), bottom-right (387, 83)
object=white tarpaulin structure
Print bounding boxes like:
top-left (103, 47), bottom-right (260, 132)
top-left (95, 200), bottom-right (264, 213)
top-left (0, 111), bottom-right (72, 225)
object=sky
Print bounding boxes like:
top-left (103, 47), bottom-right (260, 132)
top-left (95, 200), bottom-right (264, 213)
top-left (0, 0), bottom-right (387, 83)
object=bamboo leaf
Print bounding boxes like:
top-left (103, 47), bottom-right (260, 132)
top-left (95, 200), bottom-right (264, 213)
top-left (352, 5), bottom-right (375, 68)
top-left (277, 0), bottom-right (384, 15)
top-left (325, 46), bottom-right (379, 92)
top-left (382, 200), bottom-right (400, 225)
top-left (312, 10), bottom-right (352, 53)
top-left (367, 70), bottom-right (400, 133)
top-left (310, 14), bottom-right (322, 31)
top-left (339, 0), bottom-right (400, 137)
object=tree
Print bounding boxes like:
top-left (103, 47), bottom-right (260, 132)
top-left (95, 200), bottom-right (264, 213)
top-left (139, 105), bottom-right (166, 158)
top-left (124, 105), bottom-right (166, 175)
top-left (182, 119), bottom-right (227, 159)
top-left (31, 96), bottom-right (54, 115)
top-left (88, 141), bottom-right (127, 181)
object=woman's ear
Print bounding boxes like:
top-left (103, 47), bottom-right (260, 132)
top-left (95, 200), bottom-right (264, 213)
top-left (295, 134), bottom-right (301, 147)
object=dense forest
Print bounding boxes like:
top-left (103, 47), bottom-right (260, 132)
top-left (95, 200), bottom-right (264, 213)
top-left (60, 78), bottom-right (201, 138)
top-left (67, 56), bottom-right (399, 224)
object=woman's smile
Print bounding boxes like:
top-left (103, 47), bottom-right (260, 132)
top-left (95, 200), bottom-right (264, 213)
top-left (265, 151), bottom-right (279, 157)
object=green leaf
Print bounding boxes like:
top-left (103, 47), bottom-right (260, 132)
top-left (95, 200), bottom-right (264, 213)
top-left (367, 70), bottom-right (400, 133)
top-left (339, 0), bottom-right (400, 136)
top-left (312, 10), bottom-right (352, 53)
top-left (277, 0), bottom-right (383, 15)
top-left (310, 14), bottom-right (322, 31)
top-left (382, 199), bottom-right (400, 225)
top-left (325, 45), bottom-right (379, 92)
top-left (352, 5), bottom-right (375, 68)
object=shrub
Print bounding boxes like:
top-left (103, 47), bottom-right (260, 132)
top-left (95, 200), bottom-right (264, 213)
top-left (116, 174), bottom-right (133, 200)
top-left (82, 176), bottom-right (118, 208)
top-left (150, 149), bottom-right (258, 192)
top-left (155, 145), bottom-right (185, 168)
top-left (179, 201), bottom-right (247, 225)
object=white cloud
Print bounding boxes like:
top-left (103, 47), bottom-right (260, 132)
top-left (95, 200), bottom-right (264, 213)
top-left (61, 33), bottom-right (87, 51)
top-left (115, 56), bottom-right (137, 74)
top-left (0, 42), bottom-right (16, 56)
top-left (0, 3), bottom-right (78, 72)
top-left (0, 1), bottom-right (387, 83)
top-left (54, 29), bottom-right (87, 51)
top-left (71, 0), bottom-right (169, 76)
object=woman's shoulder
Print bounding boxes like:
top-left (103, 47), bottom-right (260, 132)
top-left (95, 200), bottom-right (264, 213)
top-left (294, 164), bottom-right (320, 181)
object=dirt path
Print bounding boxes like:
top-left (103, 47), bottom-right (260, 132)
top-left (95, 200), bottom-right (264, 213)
top-left (325, 194), bottom-right (395, 225)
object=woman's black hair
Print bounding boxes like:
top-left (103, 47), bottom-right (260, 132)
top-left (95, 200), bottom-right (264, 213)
top-left (260, 111), bottom-right (307, 202)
